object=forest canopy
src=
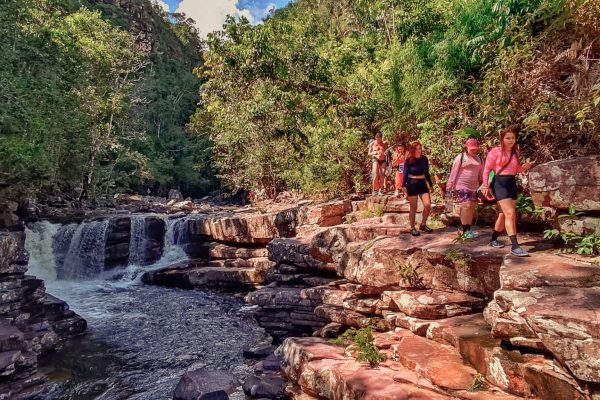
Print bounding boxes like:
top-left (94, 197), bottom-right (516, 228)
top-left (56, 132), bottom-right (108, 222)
top-left (0, 0), bottom-right (217, 203)
top-left (193, 0), bottom-right (600, 197)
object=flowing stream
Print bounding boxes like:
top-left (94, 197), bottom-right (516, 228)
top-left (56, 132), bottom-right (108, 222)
top-left (25, 219), bottom-right (267, 400)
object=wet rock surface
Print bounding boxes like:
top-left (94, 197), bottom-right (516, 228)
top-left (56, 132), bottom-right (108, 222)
top-left (173, 369), bottom-right (238, 400)
top-left (11, 184), bottom-right (600, 400)
top-left (39, 284), bottom-right (266, 400)
top-left (0, 229), bottom-right (86, 399)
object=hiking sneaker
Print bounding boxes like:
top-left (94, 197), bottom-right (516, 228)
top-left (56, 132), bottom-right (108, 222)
top-left (463, 231), bottom-right (479, 239)
top-left (419, 225), bottom-right (433, 233)
top-left (510, 247), bottom-right (530, 257)
top-left (410, 228), bottom-right (420, 237)
top-left (489, 239), bottom-right (505, 248)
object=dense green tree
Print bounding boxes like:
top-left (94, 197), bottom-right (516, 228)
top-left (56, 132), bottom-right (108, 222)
top-left (0, 0), bottom-right (217, 202)
top-left (193, 0), bottom-right (600, 197)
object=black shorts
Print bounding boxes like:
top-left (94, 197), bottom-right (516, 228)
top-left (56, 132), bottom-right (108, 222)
top-left (406, 178), bottom-right (429, 196)
top-left (491, 175), bottom-right (517, 201)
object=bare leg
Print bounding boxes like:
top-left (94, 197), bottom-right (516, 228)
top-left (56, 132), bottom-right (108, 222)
top-left (497, 199), bottom-right (517, 236)
top-left (408, 196), bottom-right (418, 228)
top-left (420, 192), bottom-right (431, 227)
top-left (372, 161), bottom-right (379, 193)
top-left (494, 206), bottom-right (506, 234)
top-left (460, 201), bottom-right (475, 226)
top-left (379, 163), bottom-right (387, 192)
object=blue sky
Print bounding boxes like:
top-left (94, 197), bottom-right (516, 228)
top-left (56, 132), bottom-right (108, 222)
top-left (158, 0), bottom-right (293, 37)
top-left (162, 0), bottom-right (292, 21)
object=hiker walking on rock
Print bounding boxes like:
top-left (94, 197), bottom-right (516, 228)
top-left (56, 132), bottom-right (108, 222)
top-left (482, 125), bottom-right (533, 256)
top-left (446, 137), bottom-right (483, 239)
top-left (403, 141), bottom-right (434, 236)
top-left (391, 144), bottom-right (406, 197)
top-left (369, 132), bottom-right (388, 196)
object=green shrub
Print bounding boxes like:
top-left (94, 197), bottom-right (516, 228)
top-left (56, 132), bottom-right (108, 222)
top-left (331, 326), bottom-right (386, 366)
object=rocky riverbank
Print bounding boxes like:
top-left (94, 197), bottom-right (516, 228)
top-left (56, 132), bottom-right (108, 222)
top-left (0, 226), bottom-right (86, 398)
top-left (142, 157), bottom-right (600, 400)
top-left (1, 156), bottom-right (599, 399)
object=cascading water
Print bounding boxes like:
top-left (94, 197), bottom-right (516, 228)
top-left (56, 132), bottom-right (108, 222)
top-left (159, 216), bottom-right (188, 264)
top-left (128, 216), bottom-right (147, 266)
top-left (25, 216), bottom-right (266, 400)
top-left (60, 220), bottom-right (110, 280)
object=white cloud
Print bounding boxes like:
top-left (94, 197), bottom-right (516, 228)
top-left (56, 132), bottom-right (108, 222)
top-left (176, 0), bottom-right (254, 38)
top-left (152, 0), bottom-right (170, 12)
top-left (256, 2), bottom-right (276, 21)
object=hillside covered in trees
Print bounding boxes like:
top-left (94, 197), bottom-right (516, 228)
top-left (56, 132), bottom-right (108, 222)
top-left (0, 0), bottom-right (217, 204)
top-left (195, 0), bottom-right (600, 197)
top-left (1, 0), bottom-right (599, 203)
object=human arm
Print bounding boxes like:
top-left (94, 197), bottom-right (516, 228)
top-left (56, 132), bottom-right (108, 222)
top-left (446, 154), bottom-right (461, 192)
top-left (482, 148), bottom-right (498, 188)
top-left (424, 157), bottom-right (434, 189)
top-left (402, 160), bottom-right (409, 187)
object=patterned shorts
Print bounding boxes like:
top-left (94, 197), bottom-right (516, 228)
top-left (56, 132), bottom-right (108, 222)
top-left (454, 189), bottom-right (478, 203)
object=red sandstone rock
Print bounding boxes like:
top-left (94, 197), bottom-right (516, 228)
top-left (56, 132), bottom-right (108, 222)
top-left (386, 289), bottom-right (485, 320)
top-left (317, 230), bottom-right (513, 297)
top-left (485, 286), bottom-right (600, 383)
top-left (529, 155), bottom-right (600, 211)
top-left (188, 207), bottom-right (298, 244)
top-left (499, 253), bottom-right (600, 290)
top-left (365, 196), bottom-right (419, 213)
top-left (276, 337), bottom-right (451, 399)
top-left (298, 200), bottom-right (352, 227)
top-left (390, 333), bottom-right (478, 391)
top-left (268, 235), bottom-right (334, 271)
top-left (313, 305), bottom-right (373, 328)
top-left (208, 243), bottom-right (268, 259)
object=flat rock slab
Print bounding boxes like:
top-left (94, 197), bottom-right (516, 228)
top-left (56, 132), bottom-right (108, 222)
top-left (485, 286), bottom-right (600, 383)
top-left (499, 253), bottom-right (600, 290)
top-left (276, 337), bottom-right (450, 399)
top-left (268, 235), bottom-right (333, 271)
top-left (173, 369), bottom-right (238, 400)
top-left (142, 261), bottom-right (269, 289)
top-left (187, 207), bottom-right (299, 244)
top-left (298, 200), bottom-right (352, 227)
top-left (317, 229), bottom-right (531, 297)
top-left (389, 332), bottom-right (478, 391)
top-left (208, 243), bottom-right (268, 259)
top-left (313, 305), bottom-right (374, 328)
top-left (277, 336), bottom-right (519, 399)
top-left (245, 287), bottom-right (322, 309)
top-left (386, 289), bottom-right (485, 320)
top-left (366, 196), bottom-right (420, 213)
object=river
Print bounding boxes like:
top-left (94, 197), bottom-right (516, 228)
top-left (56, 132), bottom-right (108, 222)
top-left (25, 219), bottom-right (267, 400)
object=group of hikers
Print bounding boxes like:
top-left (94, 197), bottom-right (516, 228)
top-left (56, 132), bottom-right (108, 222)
top-left (368, 125), bottom-right (533, 257)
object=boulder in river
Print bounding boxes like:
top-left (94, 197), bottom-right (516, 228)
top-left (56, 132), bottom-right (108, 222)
top-left (173, 369), bottom-right (238, 400)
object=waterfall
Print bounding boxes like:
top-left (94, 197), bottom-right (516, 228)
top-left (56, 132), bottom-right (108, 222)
top-left (159, 216), bottom-right (187, 263)
top-left (26, 215), bottom-right (188, 284)
top-left (60, 220), bottom-right (110, 280)
top-left (128, 216), bottom-right (147, 266)
top-left (25, 221), bottom-right (60, 282)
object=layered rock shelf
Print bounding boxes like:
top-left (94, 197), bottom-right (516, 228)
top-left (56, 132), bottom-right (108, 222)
top-left (0, 230), bottom-right (86, 399)
top-left (138, 190), bottom-right (600, 399)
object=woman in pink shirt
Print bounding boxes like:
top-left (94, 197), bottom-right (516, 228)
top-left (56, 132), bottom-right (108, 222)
top-left (446, 138), bottom-right (483, 239)
top-left (482, 125), bottom-right (533, 256)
